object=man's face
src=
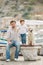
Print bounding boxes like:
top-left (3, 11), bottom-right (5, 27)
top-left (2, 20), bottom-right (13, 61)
top-left (10, 22), bottom-right (16, 28)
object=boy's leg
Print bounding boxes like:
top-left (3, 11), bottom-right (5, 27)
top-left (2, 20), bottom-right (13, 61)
top-left (20, 34), bottom-right (26, 44)
top-left (20, 34), bottom-right (23, 44)
top-left (23, 34), bottom-right (26, 44)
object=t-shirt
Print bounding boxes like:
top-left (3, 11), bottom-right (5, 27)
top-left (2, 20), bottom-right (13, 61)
top-left (6, 27), bottom-right (20, 42)
top-left (19, 24), bottom-right (28, 34)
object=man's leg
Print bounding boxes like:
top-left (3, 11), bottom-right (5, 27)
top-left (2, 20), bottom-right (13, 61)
top-left (6, 43), bottom-right (13, 60)
top-left (13, 41), bottom-right (20, 59)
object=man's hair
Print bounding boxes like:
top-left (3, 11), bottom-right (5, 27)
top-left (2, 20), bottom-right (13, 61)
top-left (20, 20), bottom-right (25, 23)
top-left (10, 20), bottom-right (16, 24)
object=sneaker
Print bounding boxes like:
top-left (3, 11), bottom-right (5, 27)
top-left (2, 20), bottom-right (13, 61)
top-left (14, 58), bottom-right (19, 61)
top-left (6, 59), bottom-right (10, 62)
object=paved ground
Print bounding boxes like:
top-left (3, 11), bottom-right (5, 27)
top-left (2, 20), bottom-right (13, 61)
top-left (0, 56), bottom-right (43, 65)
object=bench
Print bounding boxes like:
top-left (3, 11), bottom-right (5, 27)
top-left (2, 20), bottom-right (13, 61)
top-left (0, 45), bottom-right (16, 60)
top-left (21, 45), bottom-right (41, 61)
top-left (0, 45), bottom-right (41, 61)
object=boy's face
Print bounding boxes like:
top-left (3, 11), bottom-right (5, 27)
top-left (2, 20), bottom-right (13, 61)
top-left (20, 21), bottom-right (25, 25)
top-left (10, 22), bottom-right (16, 28)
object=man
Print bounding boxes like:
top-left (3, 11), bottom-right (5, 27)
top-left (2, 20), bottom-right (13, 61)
top-left (6, 21), bottom-right (20, 61)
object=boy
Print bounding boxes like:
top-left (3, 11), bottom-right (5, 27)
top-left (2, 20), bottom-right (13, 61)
top-left (19, 20), bottom-right (28, 44)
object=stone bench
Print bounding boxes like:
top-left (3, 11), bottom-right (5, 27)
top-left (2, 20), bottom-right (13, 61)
top-left (0, 45), bottom-right (16, 60)
top-left (21, 45), bottom-right (41, 61)
top-left (39, 45), bottom-right (43, 56)
top-left (0, 45), bottom-right (41, 61)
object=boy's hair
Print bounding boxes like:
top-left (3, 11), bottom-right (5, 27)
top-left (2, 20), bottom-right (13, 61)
top-left (20, 20), bottom-right (25, 23)
top-left (10, 20), bottom-right (16, 24)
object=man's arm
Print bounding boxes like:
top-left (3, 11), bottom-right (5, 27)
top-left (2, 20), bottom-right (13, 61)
top-left (5, 29), bottom-right (11, 44)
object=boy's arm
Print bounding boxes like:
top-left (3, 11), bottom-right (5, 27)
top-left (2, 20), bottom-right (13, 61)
top-left (26, 25), bottom-right (29, 32)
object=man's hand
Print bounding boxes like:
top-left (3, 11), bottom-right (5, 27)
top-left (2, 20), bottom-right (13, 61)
top-left (7, 39), bottom-right (12, 44)
top-left (8, 41), bottom-right (11, 44)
